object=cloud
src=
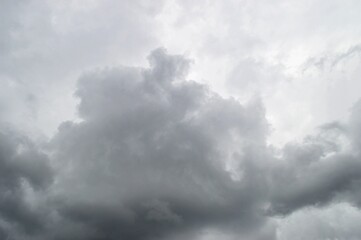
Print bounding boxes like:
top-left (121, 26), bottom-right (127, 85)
top-left (47, 48), bottom-right (271, 239)
top-left (47, 48), bottom-right (361, 240)
top-left (277, 202), bottom-right (361, 240)
top-left (1, 48), bottom-right (361, 239)
top-left (2, 1), bottom-right (361, 239)
top-left (0, 128), bottom-right (52, 236)
top-left (268, 103), bottom-right (361, 214)
top-left (0, 0), bottom-right (166, 138)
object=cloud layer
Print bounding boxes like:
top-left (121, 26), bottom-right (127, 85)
top-left (2, 2), bottom-right (361, 238)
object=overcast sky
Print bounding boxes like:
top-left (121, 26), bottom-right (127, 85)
top-left (1, 0), bottom-right (361, 239)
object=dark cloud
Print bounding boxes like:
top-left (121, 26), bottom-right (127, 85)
top-left (1, 48), bottom-right (361, 239)
top-left (0, 128), bottom-right (52, 236)
top-left (1, 0), bottom-right (361, 239)
top-left (269, 106), bottom-right (361, 215)
top-left (48, 48), bottom-right (271, 239)
top-left (49, 48), bottom-right (361, 240)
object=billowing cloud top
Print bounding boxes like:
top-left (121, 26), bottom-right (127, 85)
top-left (1, 48), bottom-right (361, 240)
top-left (49, 48), bottom-right (270, 239)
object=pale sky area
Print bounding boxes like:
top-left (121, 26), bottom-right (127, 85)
top-left (1, 1), bottom-right (361, 239)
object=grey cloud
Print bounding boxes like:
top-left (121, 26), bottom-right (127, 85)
top-left (2, 0), bottom-right (361, 239)
top-left (302, 44), bottom-right (361, 73)
top-left (268, 104), bottom-right (361, 215)
top-left (1, 48), bottom-right (361, 239)
top-left (0, 0), bottom-right (166, 137)
top-left (0, 128), bottom-right (52, 236)
top-left (43, 49), bottom-right (361, 240)
top-left (47, 48), bottom-right (270, 240)
top-left (277, 202), bottom-right (361, 240)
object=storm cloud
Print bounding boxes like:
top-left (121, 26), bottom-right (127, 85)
top-left (47, 48), bottom-right (271, 240)
top-left (0, 48), bottom-right (360, 239)
top-left (0, 128), bottom-right (52, 238)
top-left (2, 1), bottom-right (361, 239)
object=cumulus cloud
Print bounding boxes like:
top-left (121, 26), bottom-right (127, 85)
top-left (51, 48), bottom-right (361, 240)
top-left (1, 48), bottom-right (361, 239)
top-left (2, 0), bottom-right (361, 239)
top-left (268, 100), bottom-right (361, 215)
top-left (47, 48), bottom-right (271, 240)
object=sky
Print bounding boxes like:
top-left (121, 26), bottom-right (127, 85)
top-left (1, 0), bottom-right (361, 239)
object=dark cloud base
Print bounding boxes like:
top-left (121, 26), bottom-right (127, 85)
top-left (1, 49), bottom-right (361, 240)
